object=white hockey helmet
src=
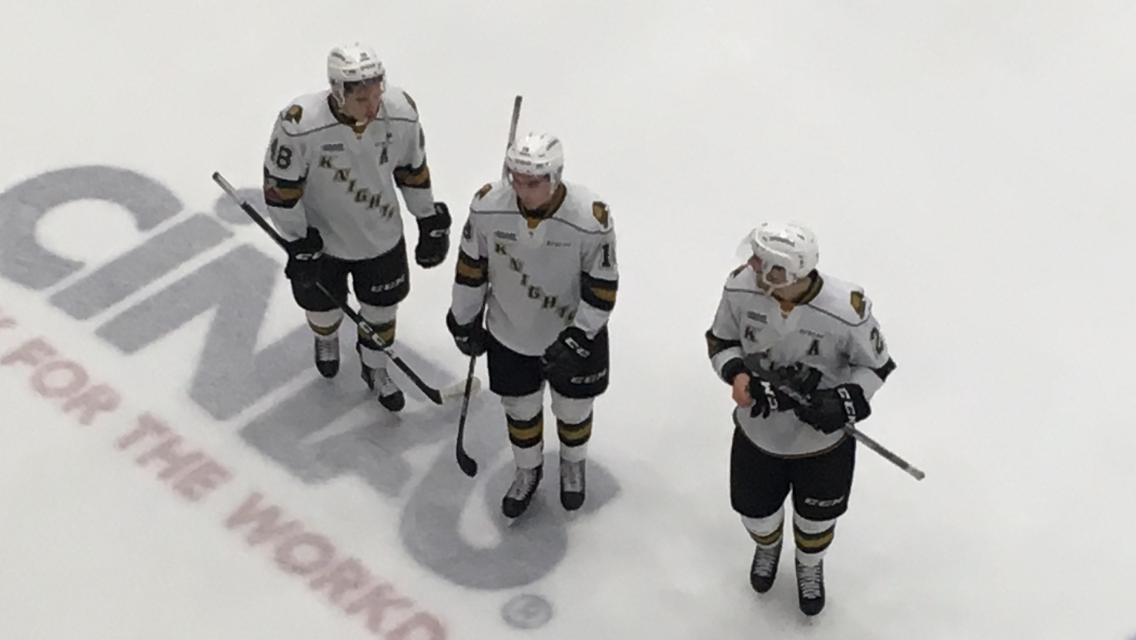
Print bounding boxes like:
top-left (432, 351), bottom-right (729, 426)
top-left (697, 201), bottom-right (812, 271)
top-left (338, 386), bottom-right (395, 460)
top-left (327, 43), bottom-right (385, 106)
top-left (505, 132), bottom-right (565, 187)
top-left (740, 221), bottom-right (819, 288)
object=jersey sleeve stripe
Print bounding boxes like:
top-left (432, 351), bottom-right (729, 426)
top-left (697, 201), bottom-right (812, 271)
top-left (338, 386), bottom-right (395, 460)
top-left (454, 250), bottom-right (487, 287)
top-left (263, 170), bottom-right (305, 209)
top-left (873, 357), bottom-right (897, 382)
top-left (394, 161), bottom-right (431, 188)
top-left (581, 273), bottom-right (617, 311)
top-left (705, 330), bottom-right (741, 358)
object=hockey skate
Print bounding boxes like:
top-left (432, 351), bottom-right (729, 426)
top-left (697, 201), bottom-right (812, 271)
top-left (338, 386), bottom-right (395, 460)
top-left (795, 558), bottom-right (826, 616)
top-left (314, 333), bottom-right (340, 378)
top-left (361, 362), bottom-right (405, 412)
top-left (749, 540), bottom-right (782, 593)
top-left (559, 458), bottom-right (586, 511)
top-left (502, 465), bottom-right (543, 518)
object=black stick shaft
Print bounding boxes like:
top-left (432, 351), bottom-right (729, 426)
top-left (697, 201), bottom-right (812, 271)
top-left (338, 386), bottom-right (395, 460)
top-left (742, 356), bottom-right (924, 481)
top-left (211, 171), bottom-right (443, 404)
top-left (454, 351), bottom-right (479, 477)
top-left (455, 95), bottom-right (524, 477)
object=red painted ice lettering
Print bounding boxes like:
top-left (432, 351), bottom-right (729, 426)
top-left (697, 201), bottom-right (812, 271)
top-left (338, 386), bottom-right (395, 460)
top-left (0, 337), bottom-right (121, 425)
top-left (116, 413), bottom-right (232, 502)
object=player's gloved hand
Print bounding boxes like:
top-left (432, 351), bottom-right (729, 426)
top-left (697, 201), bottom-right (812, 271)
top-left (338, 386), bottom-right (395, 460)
top-left (283, 227), bottom-right (324, 288)
top-left (446, 309), bottom-right (487, 357)
top-left (542, 327), bottom-right (592, 384)
top-left (746, 377), bottom-right (799, 418)
top-left (415, 202), bottom-right (451, 268)
top-left (794, 384), bottom-right (871, 434)
top-left (775, 363), bottom-right (823, 397)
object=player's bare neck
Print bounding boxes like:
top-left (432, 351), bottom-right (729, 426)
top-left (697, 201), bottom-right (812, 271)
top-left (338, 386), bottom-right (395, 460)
top-left (770, 273), bottom-right (822, 309)
top-left (519, 183), bottom-right (567, 228)
top-left (327, 95), bottom-right (370, 135)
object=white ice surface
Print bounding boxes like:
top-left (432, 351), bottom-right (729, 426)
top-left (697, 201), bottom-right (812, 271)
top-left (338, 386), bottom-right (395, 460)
top-left (1, 2), bottom-right (1135, 639)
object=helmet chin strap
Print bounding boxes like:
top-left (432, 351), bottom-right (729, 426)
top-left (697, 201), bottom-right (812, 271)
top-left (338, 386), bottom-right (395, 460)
top-left (753, 264), bottom-right (798, 293)
top-left (759, 273), bottom-right (812, 306)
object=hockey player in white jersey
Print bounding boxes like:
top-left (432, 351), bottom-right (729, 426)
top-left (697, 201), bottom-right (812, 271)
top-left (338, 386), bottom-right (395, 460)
top-left (447, 133), bottom-right (618, 518)
top-left (705, 222), bottom-right (896, 616)
top-left (263, 43), bottom-right (451, 412)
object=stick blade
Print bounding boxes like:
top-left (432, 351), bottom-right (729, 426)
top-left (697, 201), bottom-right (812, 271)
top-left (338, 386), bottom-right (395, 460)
top-left (456, 448), bottom-right (478, 477)
top-left (422, 386), bottom-right (444, 405)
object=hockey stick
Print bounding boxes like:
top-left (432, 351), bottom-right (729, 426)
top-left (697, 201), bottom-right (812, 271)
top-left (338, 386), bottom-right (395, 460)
top-left (454, 344), bottom-right (480, 477)
top-left (744, 356), bottom-right (925, 481)
top-left (500, 94), bottom-right (523, 180)
top-left (454, 94), bottom-right (523, 478)
top-left (212, 171), bottom-right (476, 405)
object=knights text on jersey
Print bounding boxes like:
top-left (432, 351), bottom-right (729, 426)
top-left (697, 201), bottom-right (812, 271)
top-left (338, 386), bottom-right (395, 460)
top-left (450, 181), bottom-right (618, 356)
top-left (262, 87), bottom-right (435, 260)
top-left (706, 266), bottom-right (892, 457)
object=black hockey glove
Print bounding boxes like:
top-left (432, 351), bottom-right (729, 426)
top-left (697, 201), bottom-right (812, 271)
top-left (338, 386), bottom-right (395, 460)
top-left (446, 309), bottom-right (487, 357)
top-left (283, 227), bottom-right (324, 288)
top-left (774, 363), bottom-right (823, 397)
top-left (794, 384), bottom-right (871, 434)
top-left (414, 202), bottom-right (451, 268)
top-left (746, 377), bottom-right (799, 419)
top-left (542, 327), bottom-right (592, 384)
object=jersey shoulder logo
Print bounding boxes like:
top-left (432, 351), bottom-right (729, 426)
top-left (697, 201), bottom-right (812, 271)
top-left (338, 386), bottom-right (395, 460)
top-left (474, 183), bottom-right (493, 200)
top-left (850, 290), bottom-right (866, 318)
top-left (592, 201), bottom-right (610, 228)
top-left (282, 105), bottom-right (303, 124)
top-left (729, 263), bottom-right (747, 278)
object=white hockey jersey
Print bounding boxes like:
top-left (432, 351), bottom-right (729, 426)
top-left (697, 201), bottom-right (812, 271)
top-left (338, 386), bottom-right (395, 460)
top-left (450, 181), bottom-right (618, 356)
top-left (262, 87), bottom-right (436, 261)
top-left (707, 265), bottom-right (894, 457)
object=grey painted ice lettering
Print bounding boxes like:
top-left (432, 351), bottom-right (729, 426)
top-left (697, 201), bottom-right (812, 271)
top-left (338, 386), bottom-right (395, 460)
top-left (51, 214), bottom-right (233, 320)
top-left (0, 166), bottom-right (181, 290)
top-left (237, 370), bottom-right (449, 492)
top-left (211, 188), bottom-right (266, 227)
top-left (401, 441), bottom-right (619, 589)
top-left (0, 166), bottom-right (623, 595)
top-left (96, 244), bottom-right (310, 421)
